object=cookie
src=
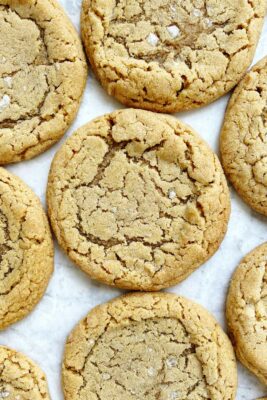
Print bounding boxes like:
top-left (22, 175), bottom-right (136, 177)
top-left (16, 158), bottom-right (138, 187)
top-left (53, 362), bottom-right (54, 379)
top-left (63, 292), bottom-right (237, 400)
top-left (0, 345), bottom-right (50, 399)
top-left (0, 0), bottom-right (87, 164)
top-left (220, 56), bottom-right (267, 216)
top-left (47, 109), bottom-right (230, 290)
top-left (0, 167), bottom-right (54, 329)
top-left (81, 0), bottom-right (265, 113)
top-left (226, 243), bottom-right (267, 385)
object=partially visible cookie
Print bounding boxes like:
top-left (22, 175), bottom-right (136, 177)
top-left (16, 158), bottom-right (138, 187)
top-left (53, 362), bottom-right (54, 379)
top-left (226, 243), bottom-right (267, 385)
top-left (63, 292), bottom-right (237, 400)
top-left (81, 0), bottom-right (265, 113)
top-left (0, 0), bottom-right (87, 164)
top-left (47, 109), bottom-right (230, 291)
top-left (0, 346), bottom-right (50, 399)
top-left (0, 167), bottom-right (54, 329)
top-left (220, 56), bottom-right (267, 216)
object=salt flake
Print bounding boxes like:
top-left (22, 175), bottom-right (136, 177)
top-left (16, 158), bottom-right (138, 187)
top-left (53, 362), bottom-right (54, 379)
top-left (147, 33), bottom-right (159, 46)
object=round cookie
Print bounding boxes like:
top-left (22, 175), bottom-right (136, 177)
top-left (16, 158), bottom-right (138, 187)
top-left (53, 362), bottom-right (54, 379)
top-left (81, 0), bottom-right (265, 113)
top-left (0, 0), bottom-right (87, 164)
top-left (47, 109), bottom-right (230, 290)
top-left (63, 292), bottom-right (237, 400)
top-left (0, 346), bottom-right (50, 400)
top-left (0, 167), bottom-right (54, 329)
top-left (226, 243), bottom-right (267, 385)
top-left (220, 56), bottom-right (267, 216)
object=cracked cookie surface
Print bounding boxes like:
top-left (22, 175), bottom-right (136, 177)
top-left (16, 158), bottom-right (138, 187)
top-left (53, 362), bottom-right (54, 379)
top-left (81, 0), bottom-right (265, 113)
top-left (63, 292), bottom-right (237, 400)
top-left (47, 109), bottom-right (230, 290)
top-left (0, 167), bottom-right (54, 329)
top-left (0, 346), bottom-right (50, 400)
top-left (226, 243), bottom-right (267, 385)
top-left (220, 56), bottom-right (267, 216)
top-left (0, 0), bottom-right (87, 164)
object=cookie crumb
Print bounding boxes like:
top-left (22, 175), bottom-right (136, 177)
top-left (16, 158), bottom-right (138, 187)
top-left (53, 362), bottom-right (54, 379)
top-left (168, 189), bottom-right (176, 200)
top-left (0, 95), bottom-right (10, 112)
top-left (147, 33), bottom-right (159, 46)
top-left (167, 25), bottom-right (180, 38)
top-left (3, 77), bottom-right (12, 88)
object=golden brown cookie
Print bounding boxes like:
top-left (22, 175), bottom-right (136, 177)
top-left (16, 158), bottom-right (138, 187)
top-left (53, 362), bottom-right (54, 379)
top-left (0, 167), bottom-right (54, 329)
top-left (63, 292), bottom-right (237, 400)
top-left (81, 0), bottom-right (265, 113)
top-left (0, 0), bottom-right (87, 164)
top-left (226, 243), bottom-right (267, 385)
top-left (220, 56), bottom-right (267, 216)
top-left (0, 346), bottom-right (51, 399)
top-left (47, 109), bottom-right (230, 290)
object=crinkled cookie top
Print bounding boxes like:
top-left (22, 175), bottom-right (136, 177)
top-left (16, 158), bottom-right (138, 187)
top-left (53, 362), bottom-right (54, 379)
top-left (227, 242), bottom-right (267, 385)
top-left (221, 56), bottom-right (267, 216)
top-left (47, 109), bottom-right (230, 290)
top-left (63, 293), bottom-right (237, 400)
top-left (0, 167), bottom-right (53, 329)
top-left (0, 346), bottom-right (51, 400)
top-left (0, 0), bottom-right (87, 164)
top-left (81, 0), bottom-right (265, 112)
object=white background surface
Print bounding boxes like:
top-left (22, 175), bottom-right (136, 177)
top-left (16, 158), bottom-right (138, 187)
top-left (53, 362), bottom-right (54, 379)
top-left (0, 1), bottom-right (266, 399)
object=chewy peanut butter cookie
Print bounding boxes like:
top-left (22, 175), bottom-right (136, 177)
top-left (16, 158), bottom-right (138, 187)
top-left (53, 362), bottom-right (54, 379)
top-left (220, 56), bottom-right (267, 216)
top-left (81, 0), bottom-right (265, 113)
top-left (63, 292), bottom-right (237, 400)
top-left (226, 243), bottom-right (267, 385)
top-left (0, 346), bottom-right (50, 400)
top-left (0, 0), bottom-right (87, 164)
top-left (0, 167), bottom-right (54, 329)
top-left (47, 109), bottom-right (230, 291)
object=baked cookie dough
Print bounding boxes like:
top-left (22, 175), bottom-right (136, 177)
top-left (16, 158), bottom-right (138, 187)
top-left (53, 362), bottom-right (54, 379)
top-left (63, 292), bottom-right (237, 400)
top-left (0, 167), bottom-right (54, 329)
top-left (0, 0), bottom-right (87, 164)
top-left (0, 346), bottom-right (50, 400)
top-left (47, 109), bottom-right (230, 290)
top-left (81, 0), bottom-right (265, 113)
top-left (226, 243), bottom-right (267, 385)
top-left (220, 56), bottom-right (267, 216)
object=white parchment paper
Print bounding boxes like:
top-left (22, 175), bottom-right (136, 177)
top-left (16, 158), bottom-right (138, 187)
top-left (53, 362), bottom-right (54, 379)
top-left (0, 2), bottom-right (266, 399)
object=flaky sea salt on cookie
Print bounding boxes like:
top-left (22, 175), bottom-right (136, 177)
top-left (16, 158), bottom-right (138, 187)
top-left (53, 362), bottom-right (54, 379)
top-left (220, 56), bottom-right (267, 216)
top-left (0, 0), bottom-right (87, 164)
top-left (226, 243), bottom-right (267, 385)
top-left (0, 167), bottom-right (54, 329)
top-left (81, 0), bottom-right (265, 113)
top-left (47, 109), bottom-right (230, 291)
top-left (0, 346), bottom-right (51, 399)
top-left (63, 292), bottom-right (237, 400)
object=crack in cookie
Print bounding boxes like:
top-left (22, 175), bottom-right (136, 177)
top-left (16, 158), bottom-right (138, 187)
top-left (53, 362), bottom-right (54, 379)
top-left (0, 168), bottom-right (54, 329)
top-left (63, 293), bottom-right (237, 400)
top-left (47, 109), bottom-right (230, 291)
top-left (0, 0), bottom-right (87, 164)
top-left (81, 0), bottom-right (265, 112)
